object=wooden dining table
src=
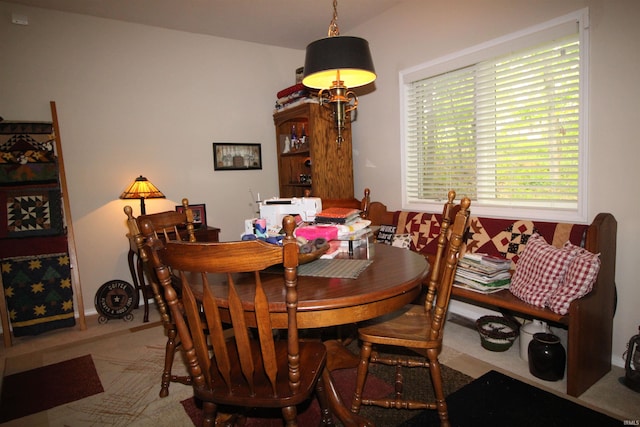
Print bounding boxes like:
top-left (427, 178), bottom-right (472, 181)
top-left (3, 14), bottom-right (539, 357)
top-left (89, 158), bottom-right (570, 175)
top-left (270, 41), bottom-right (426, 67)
top-left (194, 243), bottom-right (429, 426)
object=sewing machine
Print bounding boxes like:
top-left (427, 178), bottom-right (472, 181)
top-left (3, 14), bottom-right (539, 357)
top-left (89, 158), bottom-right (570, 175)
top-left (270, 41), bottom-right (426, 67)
top-left (258, 197), bottom-right (322, 230)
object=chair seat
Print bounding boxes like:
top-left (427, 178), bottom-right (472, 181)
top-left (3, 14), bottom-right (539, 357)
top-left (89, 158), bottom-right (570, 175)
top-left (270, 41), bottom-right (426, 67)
top-left (201, 339), bottom-right (327, 408)
top-left (358, 304), bottom-right (440, 350)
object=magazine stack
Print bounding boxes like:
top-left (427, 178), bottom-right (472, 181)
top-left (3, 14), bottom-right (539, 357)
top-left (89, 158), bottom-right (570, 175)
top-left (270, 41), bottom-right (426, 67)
top-left (454, 253), bottom-right (512, 293)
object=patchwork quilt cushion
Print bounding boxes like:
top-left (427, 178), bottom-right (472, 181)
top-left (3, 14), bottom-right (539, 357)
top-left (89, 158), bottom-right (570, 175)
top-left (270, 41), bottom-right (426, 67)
top-left (393, 211), bottom-right (442, 255)
top-left (393, 211), bottom-right (588, 270)
top-left (464, 216), bottom-right (587, 269)
top-left (509, 234), bottom-right (579, 308)
top-left (547, 243), bottom-right (601, 315)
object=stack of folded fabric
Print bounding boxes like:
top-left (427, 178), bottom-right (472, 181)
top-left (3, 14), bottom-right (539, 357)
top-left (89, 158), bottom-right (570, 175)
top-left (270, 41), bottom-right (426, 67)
top-left (274, 83), bottom-right (315, 111)
top-left (315, 208), bottom-right (370, 236)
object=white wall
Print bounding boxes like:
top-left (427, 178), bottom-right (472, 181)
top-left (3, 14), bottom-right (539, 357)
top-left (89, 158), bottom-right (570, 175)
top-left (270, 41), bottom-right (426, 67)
top-left (350, 0), bottom-right (640, 366)
top-left (2, 0), bottom-right (638, 368)
top-left (0, 2), bottom-right (301, 322)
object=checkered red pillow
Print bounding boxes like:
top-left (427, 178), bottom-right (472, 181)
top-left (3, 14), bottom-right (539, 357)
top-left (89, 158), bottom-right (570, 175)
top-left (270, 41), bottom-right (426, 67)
top-left (547, 243), bottom-right (601, 315)
top-left (509, 234), bottom-right (579, 308)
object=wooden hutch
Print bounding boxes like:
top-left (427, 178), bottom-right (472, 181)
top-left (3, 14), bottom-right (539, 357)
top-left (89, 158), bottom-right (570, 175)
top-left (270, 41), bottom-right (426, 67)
top-left (273, 102), bottom-right (354, 199)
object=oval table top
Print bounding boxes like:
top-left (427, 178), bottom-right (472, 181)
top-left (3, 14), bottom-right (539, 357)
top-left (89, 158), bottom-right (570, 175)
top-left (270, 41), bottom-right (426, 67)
top-left (194, 243), bottom-right (429, 329)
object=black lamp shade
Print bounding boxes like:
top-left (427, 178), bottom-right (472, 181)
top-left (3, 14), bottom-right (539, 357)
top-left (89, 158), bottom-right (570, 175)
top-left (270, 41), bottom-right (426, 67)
top-left (302, 36), bottom-right (376, 89)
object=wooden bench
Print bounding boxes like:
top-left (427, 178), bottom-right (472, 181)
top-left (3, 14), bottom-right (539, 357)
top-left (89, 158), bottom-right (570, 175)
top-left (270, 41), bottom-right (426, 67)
top-left (365, 200), bottom-right (617, 397)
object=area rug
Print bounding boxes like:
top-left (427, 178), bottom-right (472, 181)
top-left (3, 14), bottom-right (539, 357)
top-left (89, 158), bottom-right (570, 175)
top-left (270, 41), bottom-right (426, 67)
top-left (0, 354), bottom-right (104, 423)
top-left (181, 362), bottom-right (473, 426)
top-left (399, 370), bottom-right (622, 427)
top-left (181, 366), bottom-right (395, 426)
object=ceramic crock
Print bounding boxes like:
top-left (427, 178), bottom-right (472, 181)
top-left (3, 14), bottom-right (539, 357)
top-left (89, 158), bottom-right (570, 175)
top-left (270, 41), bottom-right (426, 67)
top-left (520, 319), bottom-right (551, 361)
top-left (528, 332), bottom-right (566, 381)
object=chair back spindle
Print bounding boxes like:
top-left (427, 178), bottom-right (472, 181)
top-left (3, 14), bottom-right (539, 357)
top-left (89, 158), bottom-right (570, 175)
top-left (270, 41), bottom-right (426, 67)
top-left (423, 190), bottom-right (460, 311)
top-left (429, 196), bottom-right (470, 342)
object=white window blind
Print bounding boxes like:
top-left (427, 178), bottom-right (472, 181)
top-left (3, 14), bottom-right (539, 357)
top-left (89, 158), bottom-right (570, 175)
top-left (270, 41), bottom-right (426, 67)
top-left (401, 10), bottom-right (588, 221)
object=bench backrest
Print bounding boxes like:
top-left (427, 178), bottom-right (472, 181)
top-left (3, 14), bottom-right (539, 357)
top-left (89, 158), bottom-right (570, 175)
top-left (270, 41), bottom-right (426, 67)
top-left (365, 202), bottom-right (590, 269)
top-left (397, 212), bottom-right (588, 268)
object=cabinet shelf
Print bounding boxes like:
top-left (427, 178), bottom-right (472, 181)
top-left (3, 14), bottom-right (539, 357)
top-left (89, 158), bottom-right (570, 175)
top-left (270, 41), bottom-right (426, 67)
top-left (280, 149), bottom-right (310, 157)
top-left (273, 103), bottom-right (354, 199)
top-left (283, 183), bottom-right (312, 188)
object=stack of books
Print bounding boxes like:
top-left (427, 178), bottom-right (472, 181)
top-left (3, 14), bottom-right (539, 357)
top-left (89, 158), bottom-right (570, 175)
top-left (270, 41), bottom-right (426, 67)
top-left (315, 207), bottom-right (362, 225)
top-left (454, 253), bottom-right (512, 293)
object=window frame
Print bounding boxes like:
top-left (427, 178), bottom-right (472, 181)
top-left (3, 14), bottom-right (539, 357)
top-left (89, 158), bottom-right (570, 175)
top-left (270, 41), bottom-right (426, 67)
top-left (399, 8), bottom-right (590, 223)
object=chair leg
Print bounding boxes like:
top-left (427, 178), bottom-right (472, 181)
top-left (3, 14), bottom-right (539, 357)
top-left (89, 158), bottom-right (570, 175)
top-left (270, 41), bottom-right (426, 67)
top-left (427, 350), bottom-right (450, 427)
top-left (281, 405), bottom-right (298, 426)
top-left (315, 372), bottom-right (335, 426)
top-left (201, 401), bottom-right (217, 427)
top-left (160, 327), bottom-right (178, 397)
top-left (350, 340), bottom-right (373, 414)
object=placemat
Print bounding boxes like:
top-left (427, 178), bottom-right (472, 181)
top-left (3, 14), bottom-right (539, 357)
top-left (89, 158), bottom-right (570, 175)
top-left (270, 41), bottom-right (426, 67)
top-left (298, 259), bottom-right (373, 279)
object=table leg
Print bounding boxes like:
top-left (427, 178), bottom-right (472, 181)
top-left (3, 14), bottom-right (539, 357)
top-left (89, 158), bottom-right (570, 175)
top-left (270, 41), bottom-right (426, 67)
top-left (128, 248), bottom-right (150, 322)
top-left (136, 255), bottom-right (150, 322)
top-left (324, 339), bottom-right (360, 371)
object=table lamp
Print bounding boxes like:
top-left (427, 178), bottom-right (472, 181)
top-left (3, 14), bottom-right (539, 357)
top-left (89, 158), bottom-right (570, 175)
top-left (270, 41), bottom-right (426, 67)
top-left (120, 175), bottom-right (165, 215)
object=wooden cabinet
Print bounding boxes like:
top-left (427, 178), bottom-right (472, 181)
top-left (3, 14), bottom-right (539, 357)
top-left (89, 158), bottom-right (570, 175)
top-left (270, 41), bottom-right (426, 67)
top-left (273, 103), bottom-right (354, 199)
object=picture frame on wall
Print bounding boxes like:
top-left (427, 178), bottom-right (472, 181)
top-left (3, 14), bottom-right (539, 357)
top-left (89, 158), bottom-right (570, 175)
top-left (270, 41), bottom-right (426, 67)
top-left (213, 142), bottom-right (262, 171)
top-left (175, 203), bottom-right (207, 228)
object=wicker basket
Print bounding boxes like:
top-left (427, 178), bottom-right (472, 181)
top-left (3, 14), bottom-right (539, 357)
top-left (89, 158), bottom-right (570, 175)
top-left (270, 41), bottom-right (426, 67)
top-left (476, 315), bottom-right (519, 352)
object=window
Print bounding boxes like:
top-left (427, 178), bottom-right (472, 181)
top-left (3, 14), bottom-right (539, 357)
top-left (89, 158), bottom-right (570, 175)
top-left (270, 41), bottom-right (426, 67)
top-left (400, 9), bottom-right (589, 222)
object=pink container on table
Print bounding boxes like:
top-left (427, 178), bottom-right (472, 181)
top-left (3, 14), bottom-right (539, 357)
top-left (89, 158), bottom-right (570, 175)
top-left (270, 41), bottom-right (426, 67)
top-left (295, 225), bottom-right (338, 241)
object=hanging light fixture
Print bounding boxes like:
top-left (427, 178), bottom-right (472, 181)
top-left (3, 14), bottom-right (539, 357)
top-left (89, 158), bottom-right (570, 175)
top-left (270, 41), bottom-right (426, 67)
top-left (302, 0), bottom-right (376, 147)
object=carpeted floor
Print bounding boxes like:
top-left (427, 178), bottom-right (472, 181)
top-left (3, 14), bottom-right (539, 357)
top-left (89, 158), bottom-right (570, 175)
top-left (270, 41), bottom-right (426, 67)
top-left (0, 324), bottom-right (474, 426)
top-left (0, 324), bottom-right (198, 427)
top-left (0, 321), bottom-right (627, 426)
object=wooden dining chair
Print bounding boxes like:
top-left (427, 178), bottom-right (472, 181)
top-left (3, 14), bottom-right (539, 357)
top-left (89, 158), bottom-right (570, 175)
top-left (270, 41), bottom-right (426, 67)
top-left (124, 199), bottom-right (197, 398)
top-left (141, 215), bottom-right (332, 427)
top-left (126, 198), bottom-right (198, 322)
top-left (350, 191), bottom-right (471, 427)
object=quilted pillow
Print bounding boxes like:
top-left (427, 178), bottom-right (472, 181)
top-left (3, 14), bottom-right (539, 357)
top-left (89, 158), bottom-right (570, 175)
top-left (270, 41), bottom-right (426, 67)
top-left (547, 243), bottom-right (601, 315)
top-left (375, 224), bottom-right (397, 245)
top-left (509, 234), bottom-right (579, 308)
top-left (391, 234), bottom-right (411, 249)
